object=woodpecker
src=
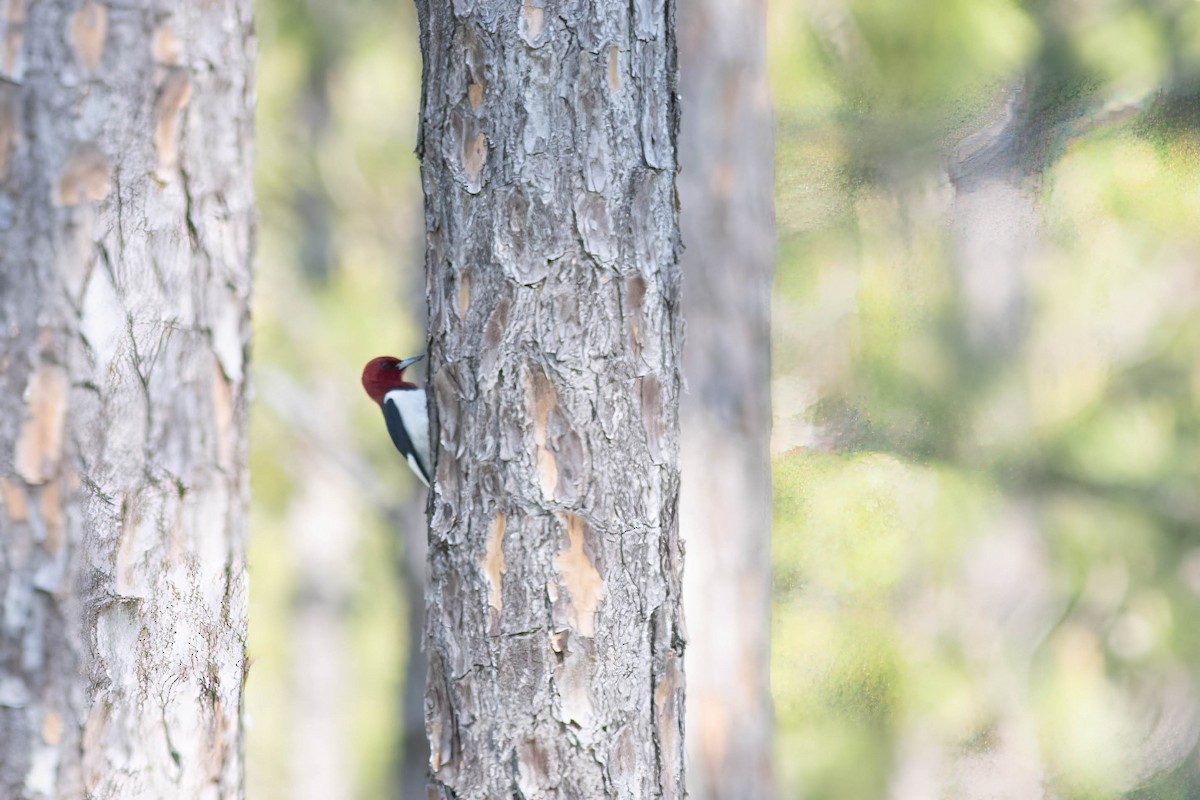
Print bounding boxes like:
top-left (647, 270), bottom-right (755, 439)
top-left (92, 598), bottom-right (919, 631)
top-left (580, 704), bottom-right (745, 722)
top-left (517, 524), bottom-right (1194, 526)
top-left (362, 354), bottom-right (431, 486)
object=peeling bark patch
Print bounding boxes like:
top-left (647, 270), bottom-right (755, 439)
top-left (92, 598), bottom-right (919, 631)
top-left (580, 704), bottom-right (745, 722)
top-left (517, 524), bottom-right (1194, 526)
top-left (554, 634), bottom-right (596, 726)
top-left (68, 1), bottom-right (107, 71)
top-left (463, 132), bottom-right (487, 192)
top-left (483, 513), bottom-right (506, 629)
top-left (482, 297), bottom-right (508, 350)
top-left (54, 143), bottom-right (111, 206)
top-left (152, 23), bottom-right (180, 65)
top-left (2, 0), bottom-right (24, 78)
top-left (14, 364), bottom-right (68, 484)
top-left (653, 653), bottom-right (684, 800)
top-left (116, 496), bottom-right (156, 598)
top-left (524, 366), bottom-right (558, 499)
top-left (552, 428), bottom-right (586, 504)
top-left (516, 737), bottom-right (553, 796)
top-left (552, 514), bottom-right (603, 637)
top-left (1, 477), bottom-right (27, 521)
top-left (451, 109), bottom-right (489, 194)
top-left (607, 45), bottom-right (620, 92)
top-left (0, 83), bottom-right (16, 179)
top-left (519, 0), bottom-right (544, 47)
top-left (479, 297), bottom-right (510, 381)
top-left (573, 191), bottom-right (617, 264)
top-left (42, 709), bottom-right (61, 745)
top-left (3, 0), bottom-right (24, 27)
top-left (456, 271), bottom-right (471, 318)
top-left (462, 24), bottom-right (486, 110)
top-left (639, 374), bottom-right (664, 463)
top-left (626, 274), bottom-right (646, 354)
top-left (428, 659), bottom-right (458, 776)
top-left (82, 700), bottom-right (110, 793)
top-left (153, 68), bottom-right (192, 180)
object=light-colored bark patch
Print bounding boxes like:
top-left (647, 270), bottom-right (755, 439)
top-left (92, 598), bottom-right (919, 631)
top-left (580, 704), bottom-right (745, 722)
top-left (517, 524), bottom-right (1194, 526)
top-left (552, 513), bottom-right (603, 637)
top-left (456, 271), bottom-right (471, 318)
top-left (1, 477), bottom-right (27, 521)
top-left (54, 143), bottom-right (111, 206)
top-left (467, 80), bottom-right (483, 110)
top-left (483, 512), bottom-right (506, 628)
top-left (639, 374), bottom-right (664, 463)
top-left (2, 31), bottom-right (20, 80)
top-left (152, 23), bottom-right (180, 65)
top-left (626, 274), bottom-right (645, 354)
top-left (14, 363), bottom-right (68, 484)
top-left (2, 0), bottom-right (24, 28)
top-left (462, 130), bottom-right (487, 193)
top-left (573, 191), bottom-right (617, 263)
top-left (42, 709), bottom-right (62, 745)
top-left (153, 68), bottom-right (192, 180)
top-left (519, 0), bottom-right (544, 46)
top-left (82, 700), bottom-right (110, 793)
top-left (654, 652), bottom-right (683, 800)
top-left (68, 1), bottom-right (107, 71)
top-left (2, 0), bottom-right (24, 79)
top-left (607, 45), bottom-right (620, 93)
top-left (0, 83), bottom-right (16, 179)
top-left (523, 366), bottom-right (558, 499)
top-left (516, 737), bottom-right (553, 797)
top-left (554, 636), bottom-right (595, 727)
top-left (116, 502), bottom-right (156, 599)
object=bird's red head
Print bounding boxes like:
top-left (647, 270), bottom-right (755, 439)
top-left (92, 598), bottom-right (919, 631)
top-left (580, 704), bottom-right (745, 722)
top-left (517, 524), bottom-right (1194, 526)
top-left (362, 354), bottom-right (424, 404)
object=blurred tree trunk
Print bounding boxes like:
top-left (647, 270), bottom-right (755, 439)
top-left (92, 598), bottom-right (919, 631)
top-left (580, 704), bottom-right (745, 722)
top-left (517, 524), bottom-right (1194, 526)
top-left (395, 498), bottom-right (428, 800)
top-left (289, 459), bottom-right (356, 800)
top-left (677, 0), bottom-right (775, 797)
top-left (0, 1), bottom-right (254, 796)
top-left (414, 0), bottom-right (685, 797)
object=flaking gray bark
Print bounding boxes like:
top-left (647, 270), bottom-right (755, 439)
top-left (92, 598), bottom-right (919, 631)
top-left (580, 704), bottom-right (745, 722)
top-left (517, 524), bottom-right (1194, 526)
top-left (414, 0), bottom-right (685, 797)
top-left (677, 0), bottom-right (775, 796)
top-left (0, 1), bottom-right (254, 797)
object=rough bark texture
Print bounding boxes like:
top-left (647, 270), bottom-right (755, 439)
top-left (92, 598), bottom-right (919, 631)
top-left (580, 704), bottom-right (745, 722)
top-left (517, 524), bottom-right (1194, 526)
top-left (0, 1), bottom-right (254, 797)
top-left (677, 0), bottom-right (775, 797)
top-left (414, 1), bottom-right (684, 797)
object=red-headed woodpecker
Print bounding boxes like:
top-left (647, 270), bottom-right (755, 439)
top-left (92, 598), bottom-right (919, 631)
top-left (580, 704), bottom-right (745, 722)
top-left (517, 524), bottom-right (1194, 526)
top-left (362, 354), bottom-right (431, 486)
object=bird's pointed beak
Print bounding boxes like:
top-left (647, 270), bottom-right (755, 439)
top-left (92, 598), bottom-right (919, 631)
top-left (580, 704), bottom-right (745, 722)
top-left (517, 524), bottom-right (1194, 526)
top-left (397, 354), bottom-right (425, 370)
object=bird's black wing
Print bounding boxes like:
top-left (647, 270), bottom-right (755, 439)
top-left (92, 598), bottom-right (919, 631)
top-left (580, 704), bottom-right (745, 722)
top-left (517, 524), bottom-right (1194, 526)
top-left (382, 396), bottom-right (432, 485)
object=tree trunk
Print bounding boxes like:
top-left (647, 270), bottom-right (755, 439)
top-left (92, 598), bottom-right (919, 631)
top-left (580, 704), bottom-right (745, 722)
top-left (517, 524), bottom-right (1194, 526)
top-left (0, 1), bottom-right (254, 797)
top-left (414, 1), bottom-right (685, 797)
top-left (677, 0), bottom-right (775, 797)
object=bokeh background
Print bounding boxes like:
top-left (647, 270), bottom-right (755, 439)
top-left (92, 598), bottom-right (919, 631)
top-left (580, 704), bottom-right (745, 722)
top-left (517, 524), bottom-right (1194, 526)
top-left (248, 0), bottom-right (1200, 797)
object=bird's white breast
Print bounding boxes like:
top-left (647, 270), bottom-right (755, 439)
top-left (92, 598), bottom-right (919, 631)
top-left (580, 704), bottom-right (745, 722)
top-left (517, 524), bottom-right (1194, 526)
top-left (385, 387), bottom-right (430, 479)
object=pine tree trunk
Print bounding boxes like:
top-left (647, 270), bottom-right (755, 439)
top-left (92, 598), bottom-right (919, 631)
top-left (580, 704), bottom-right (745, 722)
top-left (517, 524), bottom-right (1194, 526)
top-left (414, 1), bottom-right (685, 797)
top-left (677, 0), bottom-right (775, 796)
top-left (0, 1), bottom-right (254, 797)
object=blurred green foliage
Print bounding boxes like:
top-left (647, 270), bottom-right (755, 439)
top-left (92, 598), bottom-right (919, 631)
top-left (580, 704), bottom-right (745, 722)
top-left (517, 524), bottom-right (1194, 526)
top-left (770, 1), bottom-right (1200, 797)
